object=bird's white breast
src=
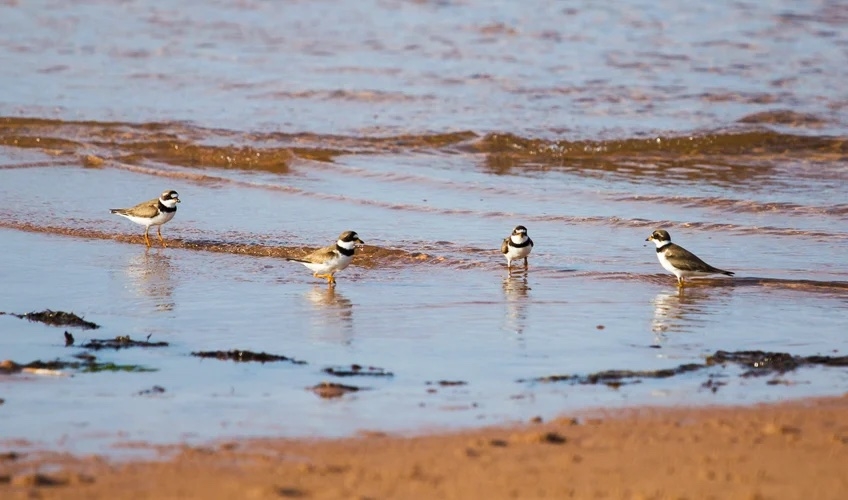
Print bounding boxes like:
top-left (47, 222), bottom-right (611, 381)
top-left (656, 250), bottom-right (682, 277)
top-left (505, 235), bottom-right (532, 260)
top-left (118, 210), bottom-right (175, 228)
top-left (299, 253), bottom-right (352, 274)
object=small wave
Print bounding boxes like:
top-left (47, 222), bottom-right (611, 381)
top-left (467, 129), bottom-right (848, 186)
top-left (0, 116), bottom-right (477, 169)
top-left (5, 115), bottom-right (843, 161)
top-left (737, 110), bottom-right (828, 127)
top-left (0, 159), bottom-right (79, 170)
top-left (599, 272), bottom-right (848, 293)
top-left (0, 220), bottom-right (451, 269)
top-left (468, 130), bottom-right (846, 158)
top-left (614, 194), bottom-right (848, 217)
top-left (261, 89), bottom-right (435, 104)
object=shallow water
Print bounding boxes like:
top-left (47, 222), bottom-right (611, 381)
top-left (1, 0), bottom-right (847, 454)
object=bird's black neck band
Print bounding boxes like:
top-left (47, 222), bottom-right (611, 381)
top-left (158, 201), bottom-right (177, 213)
top-left (336, 243), bottom-right (355, 257)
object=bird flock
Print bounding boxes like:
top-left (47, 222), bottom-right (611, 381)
top-left (111, 190), bottom-right (734, 288)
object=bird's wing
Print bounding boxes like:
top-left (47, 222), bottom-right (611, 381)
top-left (111, 198), bottom-right (159, 217)
top-left (291, 244), bottom-right (337, 264)
top-left (664, 244), bottom-right (724, 273)
top-left (500, 237), bottom-right (510, 254)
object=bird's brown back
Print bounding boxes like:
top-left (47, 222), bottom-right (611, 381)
top-left (111, 198), bottom-right (160, 218)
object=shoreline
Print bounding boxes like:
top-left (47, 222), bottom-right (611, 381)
top-left (3, 394), bottom-right (847, 499)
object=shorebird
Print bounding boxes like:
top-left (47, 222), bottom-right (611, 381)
top-left (646, 229), bottom-right (734, 287)
top-left (110, 190), bottom-right (180, 248)
top-left (286, 231), bottom-right (364, 285)
top-left (501, 225), bottom-right (534, 270)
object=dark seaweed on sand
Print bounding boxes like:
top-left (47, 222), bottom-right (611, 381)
top-left (524, 349), bottom-right (848, 387)
top-left (706, 350), bottom-right (848, 377)
top-left (323, 364), bottom-right (393, 377)
top-left (426, 380), bottom-right (468, 387)
top-left (2, 309), bottom-right (100, 330)
top-left (137, 385), bottom-right (166, 396)
top-left (0, 357), bottom-right (155, 374)
top-left (80, 335), bottom-right (169, 350)
top-left (529, 364), bottom-right (702, 387)
top-left (191, 349), bottom-right (307, 364)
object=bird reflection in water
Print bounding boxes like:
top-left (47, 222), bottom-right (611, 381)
top-left (124, 249), bottom-right (175, 312)
top-left (305, 285), bottom-right (354, 344)
top-left (651, 286), bottom-right (727, 344)
top-left (502, 271), bottom-right (531, 335)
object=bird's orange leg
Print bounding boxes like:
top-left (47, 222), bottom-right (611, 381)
top-left (313, 273), bottom-right (337, 285)
top-left (157, 226), bottom-right (167, 248)
top-left (143, 227), bottom-right (152, 248)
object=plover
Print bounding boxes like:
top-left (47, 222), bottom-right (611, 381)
top-left (501, 225), bottom-right (534, 270)
top-left (287, 230), bottom-right (364, 285)
top-left (646, 229), bottom-right (733, 287)
top-left (110, 190), bottom-right (180, 248)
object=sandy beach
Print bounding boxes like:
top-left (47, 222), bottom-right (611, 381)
top-left (3, 395), bottom-right (847, 499)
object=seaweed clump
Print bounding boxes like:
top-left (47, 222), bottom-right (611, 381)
top-left (81, 335), bottom-right (169, 350)
top-left (525, 350), bottom-right (848, 388)
top-left (3, 309), bottom-right (99, 330)
top-left (322, 364), bottom-right (393, 377)
top-left (706, 350), bottom-right (848, 377)
top-left (191, 350), bottom-right (306, 364)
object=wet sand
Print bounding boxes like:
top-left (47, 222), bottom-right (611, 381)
top-left (2, 395), bottom-right (847, 499)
